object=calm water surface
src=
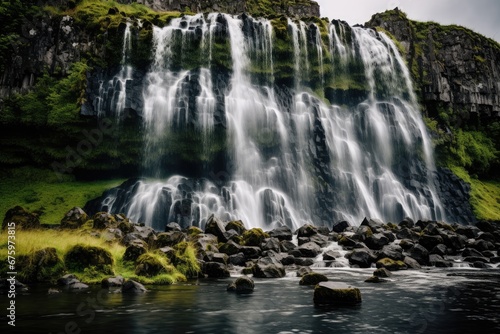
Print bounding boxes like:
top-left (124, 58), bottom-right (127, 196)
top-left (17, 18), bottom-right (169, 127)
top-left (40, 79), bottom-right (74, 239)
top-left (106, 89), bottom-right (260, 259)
top-left (2, 268), bottom-right (500, 334)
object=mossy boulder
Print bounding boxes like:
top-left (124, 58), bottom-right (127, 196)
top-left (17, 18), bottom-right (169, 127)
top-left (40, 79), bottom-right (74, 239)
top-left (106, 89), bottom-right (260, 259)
top-left (123, 243), bottom-right (147, 262)
top-left (135, 253), bottom-right (174, 277)
top-left (102, 228), bottom-right (124, 242)
top-left (2, 206), bottom-right (40, 230)
top-left (365, 276), bottom-right (387, 283)
top-left (299, 272), bottom-right (329, 285)
top-left (60, 207), bottom-right (89, 229)
top-left (314, 282), bottom-right (362, 306)
top-left (297, 224), bottom-right (318, 238)
top-left (338, 236), bottom-right (357, 248)
top-left (64, 244), bottom-right (114, 273)
top-left (17, 247), bottom-right (65, 283)
top-left (170, 241), bottom-right (201, 278)
top-left (227, 276), bottom-right (254, 293)
top-left (373, 267), bottom-right (393, 278)
top-left (225, 220), bottom-right (247, 235)
top-left (187, 226), bottom-right (203, 237)
top-left (156, 231), bottom-right (187, 247)
top-left (241, 228), bottom-right (269, 246)
top-left (92, 212), bottom-right (118, 230)
top-left (376, 257), bottom-right (408, 271)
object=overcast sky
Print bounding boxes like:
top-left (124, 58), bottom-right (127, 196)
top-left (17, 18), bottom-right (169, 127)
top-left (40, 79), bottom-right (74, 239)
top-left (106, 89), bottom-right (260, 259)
top-left (315, 0), bottom-right (500, 42)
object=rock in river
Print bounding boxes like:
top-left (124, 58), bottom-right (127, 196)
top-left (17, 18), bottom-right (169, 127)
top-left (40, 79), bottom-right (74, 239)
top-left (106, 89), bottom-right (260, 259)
top-left (313, 282), bottom-right (362, 306)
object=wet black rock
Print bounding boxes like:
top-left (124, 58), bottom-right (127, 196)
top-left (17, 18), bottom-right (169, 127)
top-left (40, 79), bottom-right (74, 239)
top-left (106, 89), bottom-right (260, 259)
top-left (347, 249), bottom-right (376, 268)
top-left (332, 220), bottom-right (351, 233)
top-left (268, 226), bottom-right (293, 241)
top-left (227, 276), bottom-right (254, 293)
top-left (299, 272), bottom-right (328, 286)
top-left (408, 244), bottom-right (429, 265)
top-left (298, 242), bottom-right (322, 257)
top-left (314, 282), bottom-right (362, 306)
top-left (203, 262), bottom-right (230, 278)
top-left (102, 276), bottom-right (125, 288)
top-left (122, 280), bottom-right (147, 293)
top-left (252, 256), bottom-right (286, 278)
top-left (165, 222), bottom-right (182, 232)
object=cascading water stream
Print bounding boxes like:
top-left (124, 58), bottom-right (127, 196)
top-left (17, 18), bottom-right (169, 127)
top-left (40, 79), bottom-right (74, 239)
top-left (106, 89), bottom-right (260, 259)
top-left (96, 22), bottom-right (133, 118)
top-left (91, 14), bottom-right (448, 230)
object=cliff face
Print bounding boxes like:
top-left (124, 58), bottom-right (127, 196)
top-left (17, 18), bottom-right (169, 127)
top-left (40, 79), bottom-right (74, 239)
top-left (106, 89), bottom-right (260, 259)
top-left (366, 9), bottom-right (500, 126)
top-left (119, 0), bottom-right (320, 18)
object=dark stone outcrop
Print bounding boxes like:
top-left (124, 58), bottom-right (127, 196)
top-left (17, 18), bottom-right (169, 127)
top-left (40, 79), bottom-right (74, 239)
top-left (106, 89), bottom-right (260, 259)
top-left (102, 276), bottom-right (125, 287)
top-left (64, 245), bottom-right (114, 272)
top-left (299, 272), bottom-right (328, 286)
top-left (227, 276), bottom-right (254, 293)
top-left (2, 206), bottom-right (40, 230)
top-left (313, 282), bottom-right (362, 306)
top-left (121, 0), bottom-right (320, 18)
top-left (367, 10), bottom-right (500, 123)
top-left (122, 280), bottom-right (147, 293)
top-left (60, 207), bottom-right (89, 229)
top-left (203, 262), bottom-right (230, 278)
top-left (252, 256), bottom-right (286, 278)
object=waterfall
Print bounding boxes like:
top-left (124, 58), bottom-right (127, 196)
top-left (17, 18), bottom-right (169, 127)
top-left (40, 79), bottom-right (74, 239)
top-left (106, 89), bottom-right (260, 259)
top-left (96, 22), bottom-right (133, 119)
top-left (91, 14), bottom-right (447, 230)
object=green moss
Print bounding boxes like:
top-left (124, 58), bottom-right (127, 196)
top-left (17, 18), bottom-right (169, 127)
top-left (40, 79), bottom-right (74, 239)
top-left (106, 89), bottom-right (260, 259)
top-left (450, 167), bottom-right (500, 221)
top-left (171, 241), bottom-right (200, 278)
top-left (474, 55), bottom-right (486, 63)
top-left (0, 167), bottom-right (124, 225)
top-left (241, 228), bottom-right (269, 246)
top-left (64, 244), bottom-right (114, 272)
top-left (135, 251), bottom-right (175, 277)
top-left (16, 247), bottom-right (65, 283)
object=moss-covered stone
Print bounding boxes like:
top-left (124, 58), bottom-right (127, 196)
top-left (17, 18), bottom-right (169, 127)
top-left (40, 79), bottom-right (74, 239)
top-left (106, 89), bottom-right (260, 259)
top-left (64, 244), bottom-right (114, 273)
top-left (187, 226), bottom-right (203, 237)
top-left (60, 207), bottom-right (89, 229)
top-left (17, 247), bottom-right (65, 283)
top-left (135, 252), bottom-right (175, 277)
top-left (170, 241), bottom-right (200, 278)
top-left (299, 272), bottom-right (328, 285)
top-left (2, 206), bottom-right (40, 230)
top-left (92, 212), bottom-right (118, 230)
top-left (241, 228), bottom-right (269, 246)
top-left (225, 220), bottom-right (247, 235)
top-left (313, 282), bottom-right (362, 306)
top-left (123, 243), bottom-right (147, 262)
top-left (227, 275), bottom-right (255, 293)
top-left (376, 257), bottom-right (408, 271)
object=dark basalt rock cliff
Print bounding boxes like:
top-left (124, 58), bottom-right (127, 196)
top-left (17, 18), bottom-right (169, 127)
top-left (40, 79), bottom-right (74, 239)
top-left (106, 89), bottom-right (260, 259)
top-left (366, 9), bottom-right (500, 127)
top-left (120, 0), bottom-right (320, 18)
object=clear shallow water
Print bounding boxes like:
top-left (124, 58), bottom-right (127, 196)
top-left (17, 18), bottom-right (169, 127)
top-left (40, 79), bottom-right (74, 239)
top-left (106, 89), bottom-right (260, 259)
top-left (2, 268), bottom-right (500, 334)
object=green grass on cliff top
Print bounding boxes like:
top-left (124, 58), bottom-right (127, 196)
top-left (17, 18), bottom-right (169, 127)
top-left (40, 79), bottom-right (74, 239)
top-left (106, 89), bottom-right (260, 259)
top-left (450, 166), bottom-right (500, 221)
top-left (0, 167), bottom-right (123, 225)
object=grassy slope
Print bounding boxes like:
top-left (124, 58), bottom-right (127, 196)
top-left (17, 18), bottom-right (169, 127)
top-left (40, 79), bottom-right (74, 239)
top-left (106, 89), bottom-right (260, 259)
top-left (0, 228), bottom-right (197, 284)
top-left (450, 166), bottom-right (500, 221)
top-left (0, 167), bottom-right (124, 225)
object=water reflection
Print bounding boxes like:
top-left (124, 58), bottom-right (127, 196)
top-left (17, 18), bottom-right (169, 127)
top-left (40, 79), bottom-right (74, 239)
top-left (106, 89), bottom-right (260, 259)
top-left (2, 269), bottom-right (500, 333)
